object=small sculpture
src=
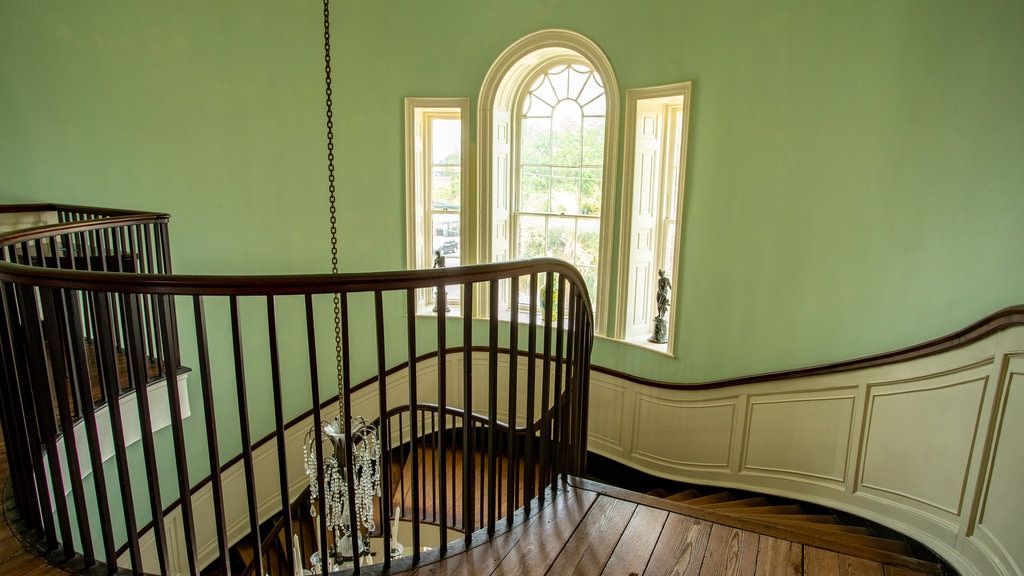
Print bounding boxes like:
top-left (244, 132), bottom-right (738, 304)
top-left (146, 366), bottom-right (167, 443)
top-left (649, 269), bottom-right (671, 343)
top-left (432, 249), bottom-right (450, 313)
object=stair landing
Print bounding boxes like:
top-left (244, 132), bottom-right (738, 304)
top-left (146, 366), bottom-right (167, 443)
top-left (374, 477), bottom-right (941, 576)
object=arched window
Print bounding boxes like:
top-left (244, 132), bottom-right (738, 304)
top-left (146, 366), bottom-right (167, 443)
top-left (478, 30), bottom-right (619, 331)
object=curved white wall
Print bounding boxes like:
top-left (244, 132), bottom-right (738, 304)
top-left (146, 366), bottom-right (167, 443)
top-left (125, 328), bottom-right (1023, 575)
top-left (587, 325), bottom-right (1024, 576)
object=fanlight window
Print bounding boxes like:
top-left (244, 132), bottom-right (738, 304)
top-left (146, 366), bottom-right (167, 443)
top-left (516, 63), bottom-right (605, 299)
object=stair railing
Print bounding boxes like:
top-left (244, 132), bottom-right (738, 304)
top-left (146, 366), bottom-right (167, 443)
top-left (0, 203), bottom-right (594, 576)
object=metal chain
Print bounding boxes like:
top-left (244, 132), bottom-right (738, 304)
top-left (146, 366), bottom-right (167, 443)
top-left (323, 0), bottom-right (345, 422)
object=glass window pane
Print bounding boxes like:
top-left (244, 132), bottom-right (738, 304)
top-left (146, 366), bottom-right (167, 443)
top-left (551, 167), bottom-right (580, 215)
top-left (580, 167), bottom-right (602, 216)
top-left (431, 118), bottom-right (461, 164)
top-left (579, 265), bottom-right (598, 300)
top-left (521, 117), bottom-right (550, 165)
top-left (546, 217), bottom-right (574, 262)
top-left (520, 166), bottom-right (551, 212)
top-left (432, 213), bottom-right (460, 258)
top-left (576, 218), bottom-right (600, 268)
top-left (551, 101), bottom-right (582, 165)
top-left (517, 215), bottom-right (546, 259)
top-left (581, 92), bottom-right (606, 116)
top-left (431, 165), bottom-right (460, 207)
top-left (582, 117), bottom-right (605, 165)
top-left (661, 221), bottom-right (676, 276)
top-left (567, 65), bottom-right (591, 100)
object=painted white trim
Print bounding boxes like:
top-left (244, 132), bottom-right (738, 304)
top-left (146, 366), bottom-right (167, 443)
top-left (586, 327), bottom-right (1024, 576)
top-left (45, 371), bottom-right (191, 501)
top-left (403, 98), bottom-right (472, 271)
top-left (615, 81), bottom-right (693, 349)
top-left (478, 29), bottom-right (619, 333)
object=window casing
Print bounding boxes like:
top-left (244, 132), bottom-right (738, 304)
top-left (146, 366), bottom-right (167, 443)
top-left (616, 82), bottom-right (693, 351)
top-left (478, 30), bottom-right (620, 331)
top-left (404, 98), bottom-right (469, 314)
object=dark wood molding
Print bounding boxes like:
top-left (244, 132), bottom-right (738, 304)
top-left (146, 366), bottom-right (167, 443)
top-left (595, 305), bottom-right (1024, 390)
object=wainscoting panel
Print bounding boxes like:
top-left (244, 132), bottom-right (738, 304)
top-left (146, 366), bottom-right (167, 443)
top-left (971, 355), bottom-right (1024, 576)
top-left (585, 323), bottom-right (1024, 576)
top-left (859, 365), bottom-right (989, 521)
top-left (632, 392), bottom-right (736, 470)
top-left (587, 373), bottom-right (628, 451)
top-left (742, 389), bottom-right (856, 486)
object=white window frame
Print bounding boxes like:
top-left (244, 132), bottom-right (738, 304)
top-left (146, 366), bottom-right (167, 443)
top-left (614, 81), bottom-right (693, 353)
top-left (404, 97), bottom-right (471, 314)
top-left (477, 29), bottom-right (619, 331)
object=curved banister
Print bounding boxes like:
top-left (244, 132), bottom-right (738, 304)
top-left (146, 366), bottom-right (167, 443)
top-left (0, 202), bottom-right (595, 576)
top-left (0, 256), bottom-right (593, 297)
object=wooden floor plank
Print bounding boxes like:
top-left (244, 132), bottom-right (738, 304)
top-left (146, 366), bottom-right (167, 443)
top-left (489, 486), bottom-right (598, 576)
top-left (546, 495), bottom-right (636, 575)
top-left (599, 505), bottom-right (669, 576)
top-left (805, 547), bottom-right (885, 576)
top-left (644, 513), bottom-right (713, 576)
top-left (699, 524), bottom-right (759, 576)
top-left (404, 485), bottom-right (589, 576)
top-left (883, 566), bottom-right (934, 576)
top-left (753, 535), bottom-right (802, 576)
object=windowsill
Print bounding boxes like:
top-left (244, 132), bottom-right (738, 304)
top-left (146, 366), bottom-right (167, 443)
top-left (597, 332), bottom-right (675, 358)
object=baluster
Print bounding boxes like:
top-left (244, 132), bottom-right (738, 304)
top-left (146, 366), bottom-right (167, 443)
top-left (373, 290), bottom-right (392, 571)
top-left (436, 289), bottom-right (448, 551)
top-left (230, 295), bottom-right (264, 576)
top-left (304, 294), bottom-right (330, 571)
top-left (487, 278), bottom-right (499, 534)
top-left (405, 288), bottom-right (421, 561)
top-left (123, 292), bottom-right (169, 574)
top-left (17, 284), bottom-right (71, 554)
top-left (461, 281), bottom-right (473, 542)
top-left (38, 287), bottom-right (94, 566)
top-left (157, 292), bottom-right (199, 575)
top-left (266, 295), bottom-right (295, 572)
top-left (506, 275), bottom-right (520, 524)
top-left (93, 291), bottom-right (143, 572)
top-left (194, 295), bottom-right (231, 576)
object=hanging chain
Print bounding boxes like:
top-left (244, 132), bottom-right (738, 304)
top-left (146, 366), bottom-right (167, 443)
top-left (323, 0), bottom-right (345, 423)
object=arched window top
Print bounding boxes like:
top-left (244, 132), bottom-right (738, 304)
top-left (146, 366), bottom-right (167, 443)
top-left (478, 29), bottom-right (619, 333)
top-left (480, 29), bottom-right (619, 117)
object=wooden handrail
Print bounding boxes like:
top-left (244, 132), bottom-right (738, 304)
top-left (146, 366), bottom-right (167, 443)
top-left (0, 203), bottom-right (595, 576)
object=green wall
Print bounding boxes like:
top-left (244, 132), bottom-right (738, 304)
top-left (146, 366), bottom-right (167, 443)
top-left (2, 0), bottom-right (1023, 384)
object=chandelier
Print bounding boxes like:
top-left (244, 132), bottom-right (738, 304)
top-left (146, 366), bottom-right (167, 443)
top-left (297, 0), bottom-right (391, 572)
top-left (301, 417), bottom-right (382, 572)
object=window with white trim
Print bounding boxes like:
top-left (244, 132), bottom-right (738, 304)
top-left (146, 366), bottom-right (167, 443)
top-left (515, 63), bottom-right (605, 302)
top-left (616, 82), bottom-right (692, 350)
top-left (478, 30), bottom-right (620, 331)
top-left (404, 98), bottom-right (469, 314)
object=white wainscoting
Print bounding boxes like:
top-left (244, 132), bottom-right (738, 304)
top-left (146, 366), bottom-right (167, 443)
top-left (587, 327), bottom-right (1024, 576)
top-left (126, 330), bottom-right (1024, 576)
top-left (130, 352), bottom-right (562, 573)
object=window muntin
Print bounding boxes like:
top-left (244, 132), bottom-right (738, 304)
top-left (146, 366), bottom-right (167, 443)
top-left (616, 83), bottom-right (692, 350)
top-left (515, 64), bottom-right (605, 299)
top-left (404, 98), bottom-right (469, 315)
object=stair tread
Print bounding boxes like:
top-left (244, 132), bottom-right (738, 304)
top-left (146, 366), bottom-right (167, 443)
top-left (719, 504), bottom-right (804, 515)
top-left (759, 518), bottom-right (876, 535)
top-left (664, 489), bottom-right (702, 502)
top-left (702, 497), bottom-right (770, 509)
top-left (739, 513), bottom-right (840, 524)
top-left (682, 491), bottom-right (734, 505)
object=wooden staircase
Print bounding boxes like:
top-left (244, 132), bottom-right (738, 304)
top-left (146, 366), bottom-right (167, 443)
top-left (637, 485), bottom-right (949, 573)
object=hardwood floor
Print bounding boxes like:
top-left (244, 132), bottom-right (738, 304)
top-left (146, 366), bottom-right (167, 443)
top-left (0, 435), bottom-right (71, 576)
top-left (1, 430), bottom-right (945, 576)
top-left (382, 479), bottom-right (942, 576)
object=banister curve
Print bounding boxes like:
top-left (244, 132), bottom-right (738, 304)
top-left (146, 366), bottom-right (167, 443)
top-left (0, 202), bottom-right (596, 575)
